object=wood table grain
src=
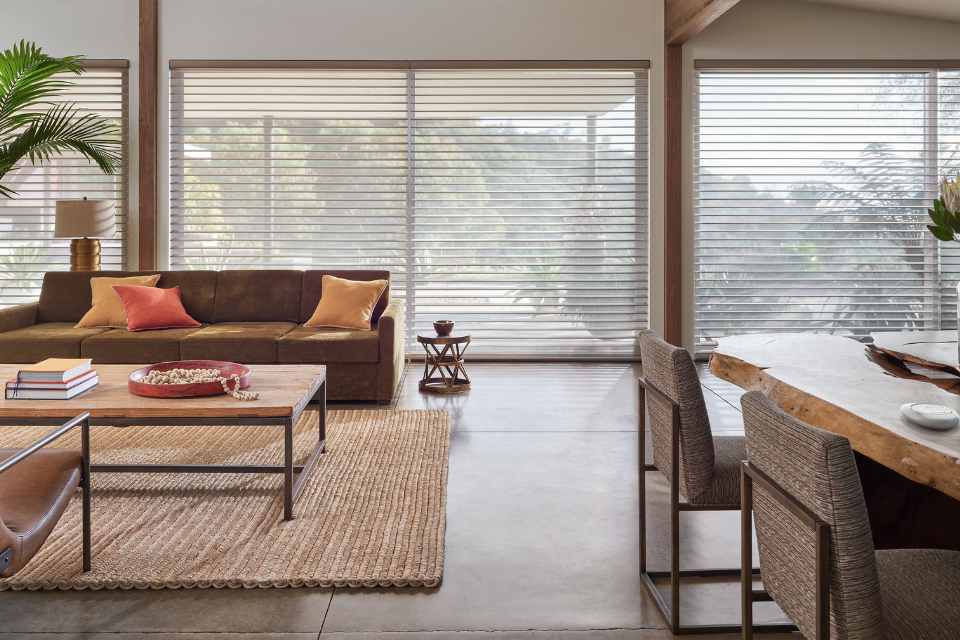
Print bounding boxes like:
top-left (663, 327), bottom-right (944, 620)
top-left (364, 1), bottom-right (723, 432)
top-left (710, 333), bottom-right (960, 502)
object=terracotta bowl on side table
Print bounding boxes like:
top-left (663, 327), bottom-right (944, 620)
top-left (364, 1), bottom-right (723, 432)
top-left (128, 360), bottom-right (251, 398)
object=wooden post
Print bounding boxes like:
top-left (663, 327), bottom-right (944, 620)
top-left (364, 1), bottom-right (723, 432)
top-left (138, 0), bottom-right (159, 269)
top-left (663, 44), bottom-right (683, 345)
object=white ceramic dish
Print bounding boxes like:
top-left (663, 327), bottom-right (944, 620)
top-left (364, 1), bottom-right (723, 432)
top-left (900, 403), bottom-right (960, 431)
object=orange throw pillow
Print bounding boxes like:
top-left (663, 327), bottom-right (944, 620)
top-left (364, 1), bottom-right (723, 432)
top-left (113, 285), bottom-right (201, 331)
top-left (75, 274), bottom-right (161, 328)
top-left (304, 275), bottom-right (388, 330)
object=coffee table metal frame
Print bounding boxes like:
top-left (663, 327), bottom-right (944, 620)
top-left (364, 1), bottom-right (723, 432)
top-left (0, 380), bottom-right (326, 522)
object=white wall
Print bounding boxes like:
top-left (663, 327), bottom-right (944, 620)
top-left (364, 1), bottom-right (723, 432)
top-left (0, 0), bottom-right (139, 267)
top-left (156, 0), bottom-right (667, 335)
top-left (681, 0), bottom-right (960, 351)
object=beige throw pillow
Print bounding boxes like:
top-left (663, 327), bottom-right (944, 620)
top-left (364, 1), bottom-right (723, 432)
top-left (75, 274), bottom-right (161, 328)
top-left (304, 275), bottom-right (388, 331)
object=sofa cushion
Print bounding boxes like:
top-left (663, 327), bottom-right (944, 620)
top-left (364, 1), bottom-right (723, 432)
top-left (81, 326), bottom-right (204, 363)
top-left (38, 271), bottom-right (136, 323)
top-left (180, 322), bottom-right (296, 364)
top-left (0, 323), bottom-right (111, 363)
top-left (304, 275), bottom-right (388, 331)
top-left (278, 326), bottom-right (380, 364)
top-left (76, 274), bottom-right (163, 328)
top-left (213, 271), bottom-right (303, 323)
top-left (301, 270), bottom-right (390, 324)
top-left (156, 271), bottom-right (218, 323)
top-left (114, 285), bottom-right (201, 331)
top-left (37, 270), bottom-right (218, 323)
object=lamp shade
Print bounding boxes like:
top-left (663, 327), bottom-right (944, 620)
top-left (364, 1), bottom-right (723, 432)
top-left (54, 199), bottom-right (116, 239)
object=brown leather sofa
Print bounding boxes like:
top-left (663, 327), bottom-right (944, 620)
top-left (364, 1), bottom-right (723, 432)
top-left (0, 270), bottom-right (404, 403)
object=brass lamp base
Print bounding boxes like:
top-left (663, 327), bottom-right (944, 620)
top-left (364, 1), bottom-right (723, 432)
top-left (70, 238), bottom-right (102, 272)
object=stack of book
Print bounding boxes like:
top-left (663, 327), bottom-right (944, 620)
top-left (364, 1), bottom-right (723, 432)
top-left (5, 358), bottom-right (99, 400)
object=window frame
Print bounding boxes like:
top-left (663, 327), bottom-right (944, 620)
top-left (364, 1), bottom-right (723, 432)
top-left (0, 59), bottom-right (130, 305)
top-left (692, 59), bottom-right (960, 355)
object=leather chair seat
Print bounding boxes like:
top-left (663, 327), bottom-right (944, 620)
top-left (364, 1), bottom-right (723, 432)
top-left (180, 322), bottom-right (297, 363)
top-left (0, 323), bottom-right (110, 363)
top-left (278, 326), bottom-right (380, 364)
top-left (0, 448), bottom-right (82, 577)
top-left (81, 326), bottom-right (204, 363)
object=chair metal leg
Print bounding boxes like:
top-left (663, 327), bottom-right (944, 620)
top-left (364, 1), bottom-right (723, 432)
top-left (741, 464), bottom-right (753, 640)
top-left (81, 418), bottom-right (91, 573)
top-left (670, 414), bottom-right (682, 631)
top-left (639, 379), bottom-right (647, 575)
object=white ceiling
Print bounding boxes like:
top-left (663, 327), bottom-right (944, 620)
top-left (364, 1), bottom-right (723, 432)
top-left (802, 0), bottom-right (960, 22)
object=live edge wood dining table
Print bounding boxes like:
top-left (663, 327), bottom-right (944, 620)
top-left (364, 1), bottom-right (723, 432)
top-left (711, 332), bottom-right (960, 550)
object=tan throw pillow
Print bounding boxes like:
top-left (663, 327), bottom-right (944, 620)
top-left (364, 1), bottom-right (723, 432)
top-left (304, 275), bottom-right (388, 330)
top-left (76, 274), bottom-right (161, 328)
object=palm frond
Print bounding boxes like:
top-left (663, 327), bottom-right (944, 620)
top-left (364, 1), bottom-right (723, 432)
top-left (0, 40), bottom-right (83, 140)
top-left (0, 103), bottom-right (120, 189)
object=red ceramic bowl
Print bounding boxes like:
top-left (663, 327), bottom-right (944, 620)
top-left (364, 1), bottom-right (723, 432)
top-left (128, 360), bottom-right (251, 398)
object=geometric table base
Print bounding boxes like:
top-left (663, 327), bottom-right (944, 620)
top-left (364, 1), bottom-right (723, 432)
top-left (418, 334), bottom-right (471, 394)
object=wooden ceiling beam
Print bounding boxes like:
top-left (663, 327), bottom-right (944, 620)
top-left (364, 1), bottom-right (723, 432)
top-left (666, 0), bottom-right (741, 45)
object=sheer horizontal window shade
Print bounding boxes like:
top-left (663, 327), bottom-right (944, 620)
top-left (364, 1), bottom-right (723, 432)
top-left (695, 68), bottom-right (957, 349)
top-left (0, 66), bottom-right (127, 306)
top-left (169, 69), bottom-right (409, 300)
top-left (170, 66), bottom-right (648, 357)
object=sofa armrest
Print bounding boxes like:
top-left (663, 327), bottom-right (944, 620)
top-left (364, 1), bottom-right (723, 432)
top-left (376, 301), bottom-right (406, 403)
top-left (0, 303), bottom-right (38, 333)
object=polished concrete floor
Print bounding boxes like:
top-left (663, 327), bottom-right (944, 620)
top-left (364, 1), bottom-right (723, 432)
top-left (0, 363), bottom-right (797, 639)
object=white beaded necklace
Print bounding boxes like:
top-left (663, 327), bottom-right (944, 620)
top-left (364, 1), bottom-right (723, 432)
top-left (140, 367), bottom-right (260, 401)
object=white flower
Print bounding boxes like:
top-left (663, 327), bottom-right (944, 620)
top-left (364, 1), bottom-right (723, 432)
top-left (942, 175), bottom-right (960, 214)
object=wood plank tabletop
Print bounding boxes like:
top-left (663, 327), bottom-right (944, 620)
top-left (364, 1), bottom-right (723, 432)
top-left (710, 333), bottom-right (960, 502)
top-left (0, 364), bottom-right (326, 420)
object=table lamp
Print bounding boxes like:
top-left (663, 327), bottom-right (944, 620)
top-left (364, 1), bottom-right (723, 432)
top-left (54, 198), bottom-right (116, 272)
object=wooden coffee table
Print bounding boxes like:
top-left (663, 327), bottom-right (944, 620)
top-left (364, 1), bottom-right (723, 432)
top-left (0, 364), bottom-right (326, 521)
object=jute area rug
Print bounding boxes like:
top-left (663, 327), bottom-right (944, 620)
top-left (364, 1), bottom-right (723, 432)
top-left (0, 409), bottom-right (449, 591)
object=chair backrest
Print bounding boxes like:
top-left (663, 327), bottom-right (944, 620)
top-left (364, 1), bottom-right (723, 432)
top-left (639, 333), bottom-right (715, 501)
top-left (741, 391), bottom-right (883, 640)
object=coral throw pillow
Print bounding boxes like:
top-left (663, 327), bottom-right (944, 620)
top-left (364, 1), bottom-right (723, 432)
top-left (75, 274), bottom-right (161, 328)
top-left (113, 285), bottom-right (201, 331)
top-left (304, 275), bottom-right (388, 330)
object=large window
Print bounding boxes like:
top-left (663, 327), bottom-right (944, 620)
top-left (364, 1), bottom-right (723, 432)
top-left (0, 63), bottom-right (128, 305)
top-left (695, 64), bottom-right (960, 349)
top-left (170, 63), bottom-right (649, 357)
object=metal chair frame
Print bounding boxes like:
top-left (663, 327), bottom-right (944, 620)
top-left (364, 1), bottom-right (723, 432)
top-left (741, 460), bottom-right (829, 640)
top-left (639, 377), bottom-right (794, 635)
top-left (0, 412), bottom-right (92, 574)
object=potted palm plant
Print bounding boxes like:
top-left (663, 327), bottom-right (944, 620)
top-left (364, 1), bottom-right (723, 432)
top-left (0, 40), bottom-right (120, 197)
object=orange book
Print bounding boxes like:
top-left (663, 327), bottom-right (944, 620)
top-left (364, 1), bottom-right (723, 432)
top-left (17, 358), bottom-right (92, 382)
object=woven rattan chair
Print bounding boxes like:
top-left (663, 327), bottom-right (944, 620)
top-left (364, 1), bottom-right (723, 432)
top-left (0, 413), bottom-right (91, 577)
top-left (638, 333), bottom-right (787, 634)
top-left (740, 390), bottom-right (960, 640)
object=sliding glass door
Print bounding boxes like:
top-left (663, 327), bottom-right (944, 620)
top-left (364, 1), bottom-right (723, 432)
top-left (169, 63), bottom-right (649, 357)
